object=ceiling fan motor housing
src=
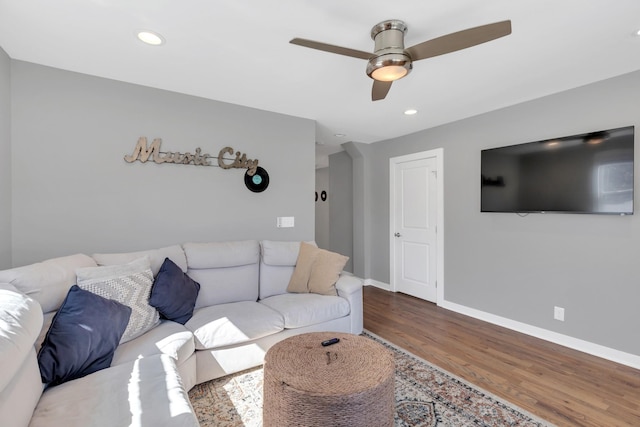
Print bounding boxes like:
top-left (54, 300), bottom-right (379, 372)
top-left (366, 20), bottom-right (412, 81)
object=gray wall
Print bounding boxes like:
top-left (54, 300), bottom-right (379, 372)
top-left (343, 142), bottom-right (374, 279)
top-left (328, 151), bottom-right (353, 273)
top-left (316, 153), bottom-right (355, 273)
top-left (357, 69), bottom-right (640, 357)
top-left (0, 48), bottom-right (11, 269)
top-left (10, 61), bottom-right (315, 266)
top-left (315, 167), bottom-right (329, 250)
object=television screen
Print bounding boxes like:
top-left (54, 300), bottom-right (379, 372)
top-left (481, 126), bottom-right (634, 215)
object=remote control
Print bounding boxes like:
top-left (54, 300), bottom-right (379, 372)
top-left (321, 338), bottom-right (340, 346)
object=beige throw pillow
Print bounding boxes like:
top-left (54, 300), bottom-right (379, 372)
top-left (308, 249), bottom-right (349, 296)
top-left (287, 242), bottom-right (349, 296)
top-left (286, 242), bottom-right (319, 293)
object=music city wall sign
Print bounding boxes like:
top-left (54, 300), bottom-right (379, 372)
top-left (124, 137), bottom-right (269, 192)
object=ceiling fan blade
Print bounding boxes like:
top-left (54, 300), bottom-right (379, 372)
top-left (290, 38), bottom-right (372, 60)
top-left (406, 20), bottom-right (512, 61)
top-left (372, 80), bottom-right (393, 101)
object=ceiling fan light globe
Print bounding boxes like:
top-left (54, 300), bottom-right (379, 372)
top-left (372, 65), bottom-right (408, 82)
top-left (367, 53), bottom-right (412, 82)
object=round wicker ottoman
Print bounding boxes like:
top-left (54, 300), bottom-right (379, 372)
top-left (263, 332), bottom-right (395, 427)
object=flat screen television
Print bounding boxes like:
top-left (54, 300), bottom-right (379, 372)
top-left (481, 126), bottom-right (634, 215)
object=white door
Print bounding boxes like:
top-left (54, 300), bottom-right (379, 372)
top-left (390, 149), bottom-right (442, 303)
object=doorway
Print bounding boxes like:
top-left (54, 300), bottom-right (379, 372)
top-left (389, 148), bottom-right (444, 303)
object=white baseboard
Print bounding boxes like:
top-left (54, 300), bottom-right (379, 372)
top-left (440, 300), bottom-right (640, 370)
top-left (364, 278), bottom-right (390, 291)
top-left (365, 279), bottom-right (640, 370)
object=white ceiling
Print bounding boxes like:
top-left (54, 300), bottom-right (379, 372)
top-left (1, 0), bottom-right (640, 167)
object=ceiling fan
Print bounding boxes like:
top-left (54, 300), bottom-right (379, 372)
top-left (290, 19), bottom-right (512, 101)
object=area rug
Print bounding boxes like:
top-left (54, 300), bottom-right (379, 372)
top-left (188, 331), bottom-right (554, 426)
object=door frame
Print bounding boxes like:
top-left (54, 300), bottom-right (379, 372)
top-left (389, 148), bottom-right (444, 305)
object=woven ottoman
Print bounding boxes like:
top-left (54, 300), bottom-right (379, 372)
top-left (263, 332), bottom-right (395, 427)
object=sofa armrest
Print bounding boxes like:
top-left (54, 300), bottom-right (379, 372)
top-left (335, 274), bottom-right (362, 296)
top-left (335, 274), bottom-right (363, 334)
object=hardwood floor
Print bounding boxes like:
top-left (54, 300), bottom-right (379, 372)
top-left (363, 285), bottom-right (640, 427)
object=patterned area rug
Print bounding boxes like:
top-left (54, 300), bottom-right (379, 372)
top-left (188, 331), bottom-right (555, 426)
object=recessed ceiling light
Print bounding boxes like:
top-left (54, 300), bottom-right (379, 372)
top-left (404, 109), bottom-right (418, 116)
top-left (334, 133), bottom-right (346, 138)
top-left (136, 30), bottom-right (165, 46)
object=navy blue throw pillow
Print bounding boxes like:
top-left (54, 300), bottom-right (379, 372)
top-left (149, 258), bottom-right (200, 324)
top-left (37, 285), bottom-right (131, 387)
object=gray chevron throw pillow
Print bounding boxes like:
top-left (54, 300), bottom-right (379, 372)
top-left (76, 256), bottom-right (160, 343)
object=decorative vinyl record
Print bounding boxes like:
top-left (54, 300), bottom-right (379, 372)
top-left (245, 166), bottom-right (270, 192)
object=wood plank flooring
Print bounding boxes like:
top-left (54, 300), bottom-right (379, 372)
top-left (363, 285), bottom-right (640, 427)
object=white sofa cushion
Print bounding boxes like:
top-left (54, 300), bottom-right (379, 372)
top-left (0, 284), bottom-right (44, 427)
top-left (259, 240), bottom-right (316, 299)
top-left (186, 301), bottom-right (284, 349)
top-left (0, 284), bottom-right (43, 391)
top-left (184, 240), bottom-right (258, 269)
top-left (259, 293), bottom-right (350, 329)
top-left (0, 254), bottom-right (97, 313)
top-left (92, 244), bottom-right (188, 276)
top-left (29, 354), bottom-right (199, 427)
top-left (1, 348), bottom-right (42, 427)
top-left (111, 320), bottom-right (195, 368)
top-left (184, 241), bottom-right (260, 308)
top-left (261, 240), bottom-right (301, 266)
top-left (260, 240), bottom-right (297, 299)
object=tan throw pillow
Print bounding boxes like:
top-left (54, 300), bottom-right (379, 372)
top-left (286, 242), bottom-right (319, 293)
top-left (308, 249), bottom-right (349, 296)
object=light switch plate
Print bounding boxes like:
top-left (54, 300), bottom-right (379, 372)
top-left (277, 217), bottom-right (295, 228)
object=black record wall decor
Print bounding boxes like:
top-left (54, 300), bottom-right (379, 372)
top-left (315, 190), bottom-right (328, 201)
top-left (245, 167), bottom-right (270, 192)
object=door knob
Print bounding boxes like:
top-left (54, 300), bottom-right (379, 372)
top-left (394, 232), bottom-right (401, 237)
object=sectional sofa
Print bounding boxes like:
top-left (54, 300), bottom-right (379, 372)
top-left (0, 240), bottom-right (363, 427)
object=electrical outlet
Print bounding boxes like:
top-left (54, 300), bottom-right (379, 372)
top-left (554, 306), bottom-right (565, 321)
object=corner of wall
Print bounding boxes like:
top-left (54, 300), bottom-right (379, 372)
top-left (0, 46), bottom-right (12, 269)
